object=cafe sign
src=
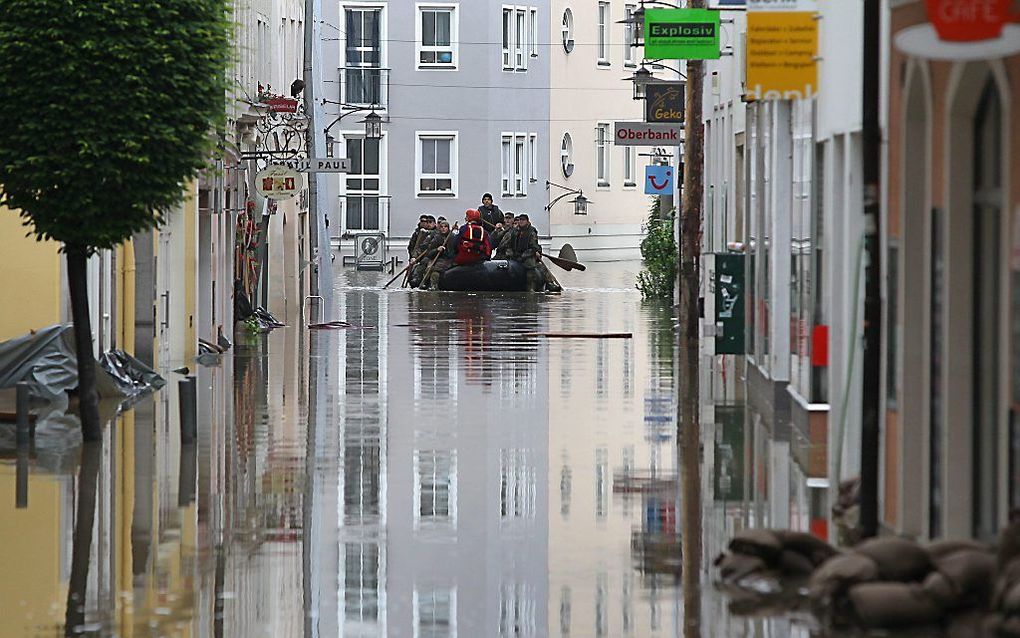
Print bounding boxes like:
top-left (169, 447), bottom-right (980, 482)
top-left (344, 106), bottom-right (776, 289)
top-left (895, 0), bottom-right (1020, 60)
top-left (255, 165), bottom-right (301, 200)
top-left (644, 83), bottom-right (685, 123)
top-left (644, 8), bottom-right (722, 60)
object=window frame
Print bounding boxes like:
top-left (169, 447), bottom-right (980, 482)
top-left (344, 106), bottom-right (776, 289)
top-left (501, 134), bottom-right (513, 196)
top-left (561, 8), bottom-right (574, 54)
top-left (503, 5), bottom-right (533, 71)
top-left (597, 1), bottom-right (610, 66)
top-left (529, 8), bottom-right (539, 58)
top-left (596, 122), bottom-right (611, 188)
top-left (341, 4), bottom-right (387, 109)
top-left (501, 132), bottom-right (532, 197)
top-left (340, 129), bottom-right (387, 233)
top-left (623, 144), bottom-right (636, 188)
top-left (415, 3), bottom-right (458, 69)
top-left (502, 8), bottom-right (513, 70)
top-left (560, 132), bottom-right (574, 178)
top-left (624, 4), bottom-right (637, 67)
top-left (415, 131), bottom-right (458, 198)
top-left (515, 7), bottom-right (527, 70)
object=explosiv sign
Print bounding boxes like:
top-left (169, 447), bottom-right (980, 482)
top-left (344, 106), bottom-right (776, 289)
top-left (644, 8), bottom-right (721, 60)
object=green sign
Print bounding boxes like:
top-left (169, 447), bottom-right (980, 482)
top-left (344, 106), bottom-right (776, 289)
top-left (644, 8), bottom-right (721, 60)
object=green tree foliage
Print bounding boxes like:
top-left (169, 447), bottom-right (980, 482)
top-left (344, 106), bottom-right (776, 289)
top-left (0, 0), bottom-right (231, 439)
top-left (637, 198), bottom-right (677, 302)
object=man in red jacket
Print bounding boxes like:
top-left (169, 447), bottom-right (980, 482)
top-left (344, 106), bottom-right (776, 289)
top-left (454, 209), bottom-right (492, 265)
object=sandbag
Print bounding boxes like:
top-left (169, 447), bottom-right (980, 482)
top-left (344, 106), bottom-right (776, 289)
top-left (778, 549), bottom-right (815, 576)
top-left (853, 536), bottom-right (932, 582)
top-left (847, 582), bottom-right (943, 628)
top-left (728, 528), bottom-right (783, 566)
top-left (1003, 581), bottom-right (1020, 615)
top-left (994, 559), bottom-right (1020, 610)
top-left (809, 553), bottom-right (880, 604)
top-left (715, 552), bottom-right (768, 583)
top-left (774, 530), bottom-right (839, 566)
top-left (921, 571), bottom-right (959, 608)
top-left (927, 539), bottom-right (994, 560)
top-left (932, 549), bottom-right (996, 607)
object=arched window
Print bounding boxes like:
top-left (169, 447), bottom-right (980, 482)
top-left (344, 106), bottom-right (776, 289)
top-left (560, 133), bottom-right (574, 178)
top-left (561, 9), bottom-right (574, 54)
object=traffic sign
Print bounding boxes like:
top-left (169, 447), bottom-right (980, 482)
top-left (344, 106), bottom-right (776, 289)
top-left (255, 165), bottom-right (301, 200)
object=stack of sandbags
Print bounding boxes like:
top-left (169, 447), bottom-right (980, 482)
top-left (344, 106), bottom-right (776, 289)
top-left (809, 536), bottom-right (996, 631)
top-left (985, 530), bottom-right (1020, 637)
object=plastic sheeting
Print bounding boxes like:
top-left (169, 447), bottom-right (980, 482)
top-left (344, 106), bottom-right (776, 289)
top-left (0, 324), bottom-right (164, 402)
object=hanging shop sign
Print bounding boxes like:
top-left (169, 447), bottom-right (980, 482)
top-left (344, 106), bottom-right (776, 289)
top-left (894, 0), bottom-right (1020, 61)
top-left (644, 165), bottom-right (676, 195)
top-left (255, 165), bottom-right (301, 200)
top-left (267, 97), bottom-right (299, 113)
top-left (745, 11), bottom-right (818, 100)
top-left (644, 8), bottom-right (722, 60)
top-left (644, 83), bottom-right (685, 123)
top-left (614, 122), bottom-right (684, 146)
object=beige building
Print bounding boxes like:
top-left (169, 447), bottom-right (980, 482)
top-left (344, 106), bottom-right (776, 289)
top-left (548, 1), bottom-right (651, 261)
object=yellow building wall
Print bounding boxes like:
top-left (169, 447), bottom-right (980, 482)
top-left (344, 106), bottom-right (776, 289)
top-left (0, 208), bottom-right (63, 341)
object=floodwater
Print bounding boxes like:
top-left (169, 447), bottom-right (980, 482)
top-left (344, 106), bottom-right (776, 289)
top-left (0, 262), bottom-right (818, 638)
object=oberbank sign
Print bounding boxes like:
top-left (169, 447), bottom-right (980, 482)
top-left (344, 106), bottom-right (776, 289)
top-left (614, 122), bottom-right (684, 146)
top-left (644, 8), bottom-right (722, 60)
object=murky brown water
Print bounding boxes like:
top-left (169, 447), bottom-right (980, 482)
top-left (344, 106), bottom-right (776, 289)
top-left (0, 262), bottom-right (821, 637)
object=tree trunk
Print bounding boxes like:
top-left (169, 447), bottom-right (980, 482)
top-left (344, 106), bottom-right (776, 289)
top-left (679, 28), bottom-right (706, 638)
top-left (66, 245), bottom-right (102, 441)
top-left (64, 441), bottom-right (102, 635)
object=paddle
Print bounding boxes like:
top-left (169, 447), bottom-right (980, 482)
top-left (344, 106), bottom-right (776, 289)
top-left (383, 262), bottom-right (411, 289)
top-left (421, 228), bottom-right (457, 288)
top-left (544, 253), bottom-right (586, 272)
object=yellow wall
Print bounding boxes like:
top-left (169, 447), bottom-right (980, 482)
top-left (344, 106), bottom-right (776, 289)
top-left (0, 208), bottom-right (62, 341)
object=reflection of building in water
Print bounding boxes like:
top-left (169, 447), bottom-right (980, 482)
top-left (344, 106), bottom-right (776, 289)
top-left (387, 292), bottom-right (549, 637)
top-left (547, 291), bottom-right (681, 637)
top-left (339, 290), bottom-right (389, 637)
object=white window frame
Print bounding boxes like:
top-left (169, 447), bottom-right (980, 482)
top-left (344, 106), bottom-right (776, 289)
top-left (561, 8), bottom-right (574, 54)
top-left (529, 8), bottom-right (538, 58)
top-left (340, 129), bottom-right (388, 233)
top-left (502, 7), bottom-right (513, 70)
top-left (624, 4), bottom-right (637, 67)
top-left (415, 131), bottom-right (458, 197)
top-left (416, 3), bottom-right (458, 69)
top-left (623, 145), bottom-right (636, 188)
top-left (501, 132), bottom-right (533, 197)
top-left (340, 3), bottom-right (388, 110)
top-left (414, 588), bottom-right (458, 638)
top-left (528, 133), bottom-right (537, 189)
top-left (597, 2), bottom-right (610, 66)
top-left (560, 132), bottom-right (574, 178)
top-left (596, 122), bottom-right (611, 188)
top-left (413, 449), bottom-right (458, 530)
top-left (501, 134), bottom-right (513, 196)
top-left (515, 8), bottom-right (527, 70)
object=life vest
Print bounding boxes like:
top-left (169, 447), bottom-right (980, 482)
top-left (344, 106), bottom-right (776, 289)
top-left (455, 223), bottom-right (489, 265)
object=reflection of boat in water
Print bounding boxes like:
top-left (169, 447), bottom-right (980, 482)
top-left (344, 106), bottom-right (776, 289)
top-left (438, 259), bottom-right (528, 292)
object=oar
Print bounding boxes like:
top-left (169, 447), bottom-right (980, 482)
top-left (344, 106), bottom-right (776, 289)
top-left (382, 262), bottom-right (412, 289)
top-left (545, 253), bottom-right (586, 272)
top-left (421, 231), bottom-right (456, 288)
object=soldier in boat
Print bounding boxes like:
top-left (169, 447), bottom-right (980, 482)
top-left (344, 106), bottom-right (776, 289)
top-left (478, 193), bottom-right (503, 232)
top-left (490, 212), bottom-right (512, 259)
top-left (454, 209), bottom-right (493, 266)
top-left (411, 217), bottom-right (454, 288)
top-left (407, 214), bottom-right (431, 260)
top-left (505, 214), bottom-right (562, 292)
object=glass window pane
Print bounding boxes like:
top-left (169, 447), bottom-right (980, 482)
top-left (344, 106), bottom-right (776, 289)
top-left (436, 139), bottom-right (451, 173)
top-left (422, 139), bottom-right (436, 173)
top-left (347, 138), bottom-right (363, 175)
top-left (423, 11), bottom-right (436, 46)
top-left (364, 139), bottom-right (380, 174)
top-left (436, 11), bottom-right (451, 46)
top-left (364, 198), bottom-right (379, 229)
top-left (346, 196), bottom-right (362, 229)
top-left (436, 179), bottom-right (452, 191)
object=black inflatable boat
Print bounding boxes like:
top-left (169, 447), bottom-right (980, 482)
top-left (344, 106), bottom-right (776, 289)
top-left (438, 260), bottom-right (528, 292)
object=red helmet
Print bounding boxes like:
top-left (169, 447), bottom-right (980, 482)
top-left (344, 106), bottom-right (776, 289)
top-left (465, 208), bottom-right (481, 222)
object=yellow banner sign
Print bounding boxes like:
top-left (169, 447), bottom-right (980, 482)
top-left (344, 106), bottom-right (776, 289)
top-left (746, 12), bottom-right (818, 100)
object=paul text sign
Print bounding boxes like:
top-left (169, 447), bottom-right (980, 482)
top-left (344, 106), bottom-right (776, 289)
top-left (645, 83), bottom-right (685, 123)
top-left (644, 8), bottom-right (722, 60)
top-left (614, 122), bottom-right (684, 146)
top-left (278, 158), bottom-right (352, 173)
top-left (746, 12), bottom-right (818, 100)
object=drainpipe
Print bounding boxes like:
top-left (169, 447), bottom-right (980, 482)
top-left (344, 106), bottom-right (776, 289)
top-left (120, 239), bottom-right (136, 356)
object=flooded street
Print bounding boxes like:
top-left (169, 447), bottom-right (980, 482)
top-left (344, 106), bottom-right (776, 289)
top-left (1, 262), bottom-right (813, 638)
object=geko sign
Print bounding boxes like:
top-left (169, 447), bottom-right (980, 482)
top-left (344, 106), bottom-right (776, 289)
top-left (645, 83), bottom-right (685, 123)
top-left (925, 0), bottom-right (1019, 41)
top-left (644, 8), bottom-right (722, 60)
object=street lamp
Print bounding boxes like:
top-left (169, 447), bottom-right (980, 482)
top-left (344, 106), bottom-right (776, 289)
top-left (545, 180), bottom-right (591, 216)
top-left (323, 103), bottom-right (385, 147)
top-left (361, 110), bottom-right (383, 140)
top-left (625, 65), bottom-right (654, 100)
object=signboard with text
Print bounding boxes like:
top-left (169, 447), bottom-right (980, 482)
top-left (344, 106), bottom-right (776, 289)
top-left (278, 157), bottom-right (352, 173)
top-left (644, 8), bottom-right (721, 60)
top-left (644, 83), bottom-right (685, 123)
top-left (614, 122), bottom-right (684, 146)
top-left (255, 165), bottom-right (301, 200)
top-left (746, 11), bottom-right (818, 100)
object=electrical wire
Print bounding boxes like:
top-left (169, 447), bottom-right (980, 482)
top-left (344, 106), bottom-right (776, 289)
top-left (322, 80), bottom-right (638, 92)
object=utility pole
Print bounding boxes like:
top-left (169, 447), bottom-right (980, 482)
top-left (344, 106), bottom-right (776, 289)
top-left (679, 0), bottom-right (706, 634)
top-left (303, 0), bottom-right (335, 321)
top-left (859, 0), bottom-right (882, 539)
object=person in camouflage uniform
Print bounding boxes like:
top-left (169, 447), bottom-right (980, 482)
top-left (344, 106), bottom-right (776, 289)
top-left (505, 213), bottom-right (543, 291)
top-left (490, 211), bottom-right (514, 259)
top-left (423, 220), bottom-right (458, 290)
top-left (411, 219), bottom-right (455, 288)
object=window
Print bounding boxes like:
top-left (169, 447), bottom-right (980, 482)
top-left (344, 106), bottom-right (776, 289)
top-left (503, 5), bottom-right (532, 71)
top-left (529, 8), bottom-right (538, 58)
top-left (597, 2), bottom-right (610, 65)
top-left (345, 136), bottom-right (382, 231)
top-left (415, 588), bottom-right (456, 638)
top-left (502, 8), bottom-right (512, 69)
top-left (624, 4), bottom-right (636, 66)
top-left (417, 5), bottom-right (456, 68)
top-left (623, 145), bottom-right (636, 187)
top-left (415, 449), bottom-right (456, 528)
top-left (561, 8), bottom-right (574, 53)
top-left (596, 123), bottom-right (610, 186)
top-left (345, 7), bottom-right (383, 105)
top-left (560, 132), bottom-right (574, 177)
top-left (501, 133), bottom-right (533, 197)
top-left (416, 132), bottom-right (457, 196)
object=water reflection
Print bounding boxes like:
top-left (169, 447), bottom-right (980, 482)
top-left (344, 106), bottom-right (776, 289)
top-left (1, 262), bottom-right (828, 637)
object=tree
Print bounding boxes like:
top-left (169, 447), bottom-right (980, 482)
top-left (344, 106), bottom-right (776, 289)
top-left (0, 0), bottom-right (231, 440)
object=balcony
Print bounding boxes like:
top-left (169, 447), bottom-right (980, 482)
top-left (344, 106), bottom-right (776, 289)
top-left (341, 67), bottom-right (390, 110)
